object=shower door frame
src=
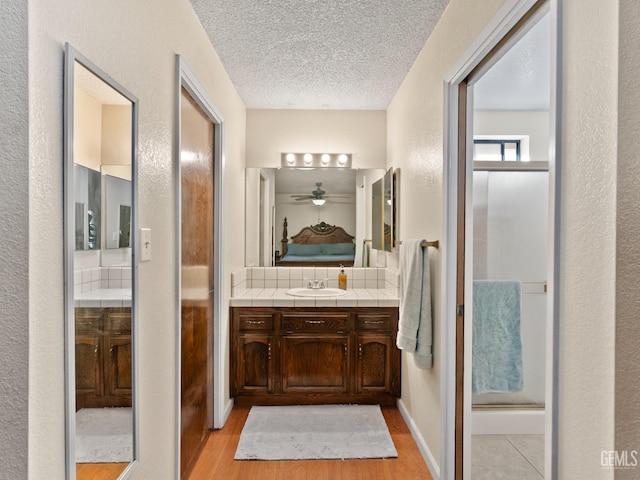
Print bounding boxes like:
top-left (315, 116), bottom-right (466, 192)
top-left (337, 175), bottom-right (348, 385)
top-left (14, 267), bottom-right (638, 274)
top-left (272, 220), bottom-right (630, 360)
top-left (441, 0), bottom-right (562, 479)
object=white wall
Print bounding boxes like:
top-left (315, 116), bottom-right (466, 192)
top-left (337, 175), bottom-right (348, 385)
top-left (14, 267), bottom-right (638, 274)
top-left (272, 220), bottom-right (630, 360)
top-left (28, 1), bottom-right (246, 479)
top-left (558, 0), bottom-right (617, 477)
top-left (1, 0), bottom-right (28, 478)
top-left (246, 109), bottom-right (387, 169)
top-left (387, 0), bottom-right (507, 465)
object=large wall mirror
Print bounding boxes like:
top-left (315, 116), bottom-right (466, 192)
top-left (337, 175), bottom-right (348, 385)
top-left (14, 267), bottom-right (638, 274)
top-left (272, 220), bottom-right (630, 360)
top-left (64, 44), bottom-right (138, 480)
top-left (371, 168), bottom-right (397, 252)
top-left (245, 167), bottom-right (384, 267)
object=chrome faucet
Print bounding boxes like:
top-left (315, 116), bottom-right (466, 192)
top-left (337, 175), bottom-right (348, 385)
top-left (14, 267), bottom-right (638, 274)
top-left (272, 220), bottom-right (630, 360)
top-left (307, 278), bottom-right (327, 289)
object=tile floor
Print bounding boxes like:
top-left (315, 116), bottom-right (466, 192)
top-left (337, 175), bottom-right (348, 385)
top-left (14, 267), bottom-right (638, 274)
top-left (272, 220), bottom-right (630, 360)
top-left (472, 434), bottom-right (544, 479)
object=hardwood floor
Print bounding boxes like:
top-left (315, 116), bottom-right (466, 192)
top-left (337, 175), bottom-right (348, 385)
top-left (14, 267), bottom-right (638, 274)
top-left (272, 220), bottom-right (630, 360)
top-left (188, 406), bottom-right (433, 480)
top-left (76, 462), bottom-right (128, 480)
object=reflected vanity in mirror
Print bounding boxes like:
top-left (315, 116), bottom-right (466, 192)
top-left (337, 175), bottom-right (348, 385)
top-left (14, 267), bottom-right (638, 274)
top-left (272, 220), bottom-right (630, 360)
top-left (371, 168), bottom-right (397, 252)
top-left (245, 166), bottom-right (385, 267)
top-left (64, 44), bottom-right (138, 480)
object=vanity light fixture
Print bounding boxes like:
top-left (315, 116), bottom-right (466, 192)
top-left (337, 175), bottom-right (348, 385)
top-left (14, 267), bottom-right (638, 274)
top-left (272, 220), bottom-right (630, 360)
top-left (312, 198), bottom-right (326, 206)
top-left (281, 153), bottom-right (352, 169)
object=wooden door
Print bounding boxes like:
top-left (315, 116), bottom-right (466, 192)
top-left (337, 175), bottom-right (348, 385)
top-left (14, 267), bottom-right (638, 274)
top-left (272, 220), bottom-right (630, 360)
top-left (455, 81), bottom-right (468, 480)
top-left (180, 87), bottom-right (215, 477)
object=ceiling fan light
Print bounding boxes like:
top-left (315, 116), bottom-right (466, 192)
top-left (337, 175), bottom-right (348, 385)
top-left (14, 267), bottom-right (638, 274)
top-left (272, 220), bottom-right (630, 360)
top-left (312, 198), bottom-right (326, 206)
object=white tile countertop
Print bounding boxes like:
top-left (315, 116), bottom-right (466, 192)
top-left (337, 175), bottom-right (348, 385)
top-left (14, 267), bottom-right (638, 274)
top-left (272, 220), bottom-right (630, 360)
top-left (229, 288), bottom-right (399, 308)
top-left (74, 288), bottom-right (132, 308)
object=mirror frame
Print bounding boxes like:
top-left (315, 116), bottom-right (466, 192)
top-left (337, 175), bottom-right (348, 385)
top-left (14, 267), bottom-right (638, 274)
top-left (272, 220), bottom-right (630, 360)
top-left (63, 43), bottom-right (139, 479)
top-left (371, 167), bottom-right (397, 252)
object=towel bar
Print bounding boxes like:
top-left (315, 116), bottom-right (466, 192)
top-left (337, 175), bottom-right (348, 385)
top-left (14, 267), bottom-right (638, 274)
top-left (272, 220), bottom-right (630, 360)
top-left (398, 240), bottom-right (439, 249)
top-left (363, 239), bottom-right (440, 249)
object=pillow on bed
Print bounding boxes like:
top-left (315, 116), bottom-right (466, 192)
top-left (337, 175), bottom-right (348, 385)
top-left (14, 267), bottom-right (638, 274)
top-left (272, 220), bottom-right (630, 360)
top-left (321, 242), bottom-right (355, 255)
top-left (286, 243), bottom-right (324, 256)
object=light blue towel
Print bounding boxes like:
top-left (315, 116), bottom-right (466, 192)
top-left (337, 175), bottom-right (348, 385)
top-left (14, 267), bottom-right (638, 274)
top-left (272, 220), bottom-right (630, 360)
top-left (472, 280), bottom-right (523, 394)
top-left (396, 239), bottom-right (433, 369)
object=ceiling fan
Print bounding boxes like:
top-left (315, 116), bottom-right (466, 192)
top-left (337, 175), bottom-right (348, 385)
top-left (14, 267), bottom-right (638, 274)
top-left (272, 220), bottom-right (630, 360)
top-left (290, 182), bottom-right (349, 205)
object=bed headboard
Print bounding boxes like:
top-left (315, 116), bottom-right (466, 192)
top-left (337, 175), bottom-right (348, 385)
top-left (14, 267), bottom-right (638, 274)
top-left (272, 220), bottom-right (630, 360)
top-left (281, 218), bottom-right (355, 256)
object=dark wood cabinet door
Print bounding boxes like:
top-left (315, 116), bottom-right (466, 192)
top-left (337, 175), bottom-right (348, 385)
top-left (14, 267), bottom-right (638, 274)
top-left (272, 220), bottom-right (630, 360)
top-left (105, 309), bottom-right (133, 403)
top-left (356, 335), bottom-right (393, 394)
top-left (75, 333), bottom-right (103, 403)
top-left (237, 335), bottom-right (274, 395)
top-left (281, 335), bottom-right (349, 394)
top-left (106, 335), bottom-right (132, 398)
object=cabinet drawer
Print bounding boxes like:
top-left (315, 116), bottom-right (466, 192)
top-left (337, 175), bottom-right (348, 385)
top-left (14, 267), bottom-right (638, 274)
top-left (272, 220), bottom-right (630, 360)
top-left (281, 313), bottom-right (348, 333)
top-left (237, 314), bottom-right (274, 331)
top-left (75, 308), bottom-right (102, 333)
top-left (356, 314), bottom-right (393, 331)
top-left (105, 310), bottom-right (132, 335)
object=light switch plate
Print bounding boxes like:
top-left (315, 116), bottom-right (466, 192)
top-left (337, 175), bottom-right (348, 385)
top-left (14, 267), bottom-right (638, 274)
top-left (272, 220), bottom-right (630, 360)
top-left (140, 228), bottom-right (151, 262)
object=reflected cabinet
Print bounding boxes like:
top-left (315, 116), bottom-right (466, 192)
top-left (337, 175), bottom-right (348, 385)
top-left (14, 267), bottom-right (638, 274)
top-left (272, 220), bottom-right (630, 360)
top-left (231, 307), bottom-right (401, 406)
top-left (75, 308), bottom-right (132, 410)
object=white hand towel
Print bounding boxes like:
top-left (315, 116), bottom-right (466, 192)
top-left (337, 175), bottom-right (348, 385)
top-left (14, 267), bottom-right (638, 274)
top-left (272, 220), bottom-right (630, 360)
top-left (396, 239), bottom-right (433, 369)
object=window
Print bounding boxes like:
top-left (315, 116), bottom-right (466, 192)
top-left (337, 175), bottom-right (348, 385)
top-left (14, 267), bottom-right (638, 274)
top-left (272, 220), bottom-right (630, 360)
top-left (473, 139), bottom-right (521, 161)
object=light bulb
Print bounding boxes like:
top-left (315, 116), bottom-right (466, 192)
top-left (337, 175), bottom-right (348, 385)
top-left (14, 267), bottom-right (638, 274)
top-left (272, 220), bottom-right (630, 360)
top-left (286, 153), bottom-right (295, 164)
top-left (338, 154), bottom-right (348, 164)
top-left (303, 153), bottom-right (313, 164)
top-left (321, 154), bottom-right (330, 164)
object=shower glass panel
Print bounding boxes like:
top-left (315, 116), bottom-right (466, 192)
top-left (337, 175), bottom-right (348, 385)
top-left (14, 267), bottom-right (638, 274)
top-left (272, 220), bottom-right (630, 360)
top-left (472, 170), bottom-right (548, 406)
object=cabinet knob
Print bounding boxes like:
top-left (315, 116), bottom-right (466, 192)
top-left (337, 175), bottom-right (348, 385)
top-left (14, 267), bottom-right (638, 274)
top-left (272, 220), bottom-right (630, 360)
top-left (305, 320), bottom-right (325, 325)
top-left (247, 320), bottom-right (265, 325)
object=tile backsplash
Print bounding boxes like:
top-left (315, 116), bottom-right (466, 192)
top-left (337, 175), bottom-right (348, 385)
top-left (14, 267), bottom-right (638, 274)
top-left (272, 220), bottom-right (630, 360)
top-left (231, 267), bottom-right (399, 297)
top-left (74, 266), bottom-right (132, 295)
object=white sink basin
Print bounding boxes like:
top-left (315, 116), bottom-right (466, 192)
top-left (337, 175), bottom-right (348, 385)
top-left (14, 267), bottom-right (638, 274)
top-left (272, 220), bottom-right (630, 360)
top-left (286, 287), bottom-right (347, 297)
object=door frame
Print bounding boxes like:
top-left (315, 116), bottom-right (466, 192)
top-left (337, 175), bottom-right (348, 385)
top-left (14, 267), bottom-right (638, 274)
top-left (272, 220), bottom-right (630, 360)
top-left (175, 55), bottom-right (226, 478)
top-left (441, 1), bottom-right (562, 478)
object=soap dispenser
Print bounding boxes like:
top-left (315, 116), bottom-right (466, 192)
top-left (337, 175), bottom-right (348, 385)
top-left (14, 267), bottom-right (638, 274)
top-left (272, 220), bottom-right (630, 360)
top-left (338, 265), bottom-right (347, 290)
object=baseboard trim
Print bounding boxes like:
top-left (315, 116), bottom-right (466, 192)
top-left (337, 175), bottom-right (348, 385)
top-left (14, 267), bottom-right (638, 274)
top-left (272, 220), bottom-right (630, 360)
top-left (397, 398), bottom-right (440, 480)
top-left (220, 398), bottom-right (234, 427)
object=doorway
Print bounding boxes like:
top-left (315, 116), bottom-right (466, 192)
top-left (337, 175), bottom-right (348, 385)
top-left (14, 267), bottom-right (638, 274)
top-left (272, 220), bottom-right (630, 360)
top-left (442, 1), bottom-right (560, 478)
top-left (177, 57), bottom-right (225, 478)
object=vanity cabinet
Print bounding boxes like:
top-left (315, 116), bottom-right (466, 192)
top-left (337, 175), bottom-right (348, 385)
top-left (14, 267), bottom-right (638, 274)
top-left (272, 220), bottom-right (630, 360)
top-left (231, 307), bottom-right (400, 405)
top-left (75, 307), bottom-right (132, 409)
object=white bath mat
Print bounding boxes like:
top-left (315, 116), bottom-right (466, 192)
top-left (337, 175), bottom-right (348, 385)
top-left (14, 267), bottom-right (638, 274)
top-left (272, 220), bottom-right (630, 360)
top-left (234, 404), bottom-right (398, 460)
top-left (75, 407), bottom-right (133, 463)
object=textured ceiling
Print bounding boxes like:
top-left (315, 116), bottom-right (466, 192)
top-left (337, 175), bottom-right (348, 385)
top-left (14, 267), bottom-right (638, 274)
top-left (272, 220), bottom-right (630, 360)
top-left (189, 0), bottom-right (450, 110)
